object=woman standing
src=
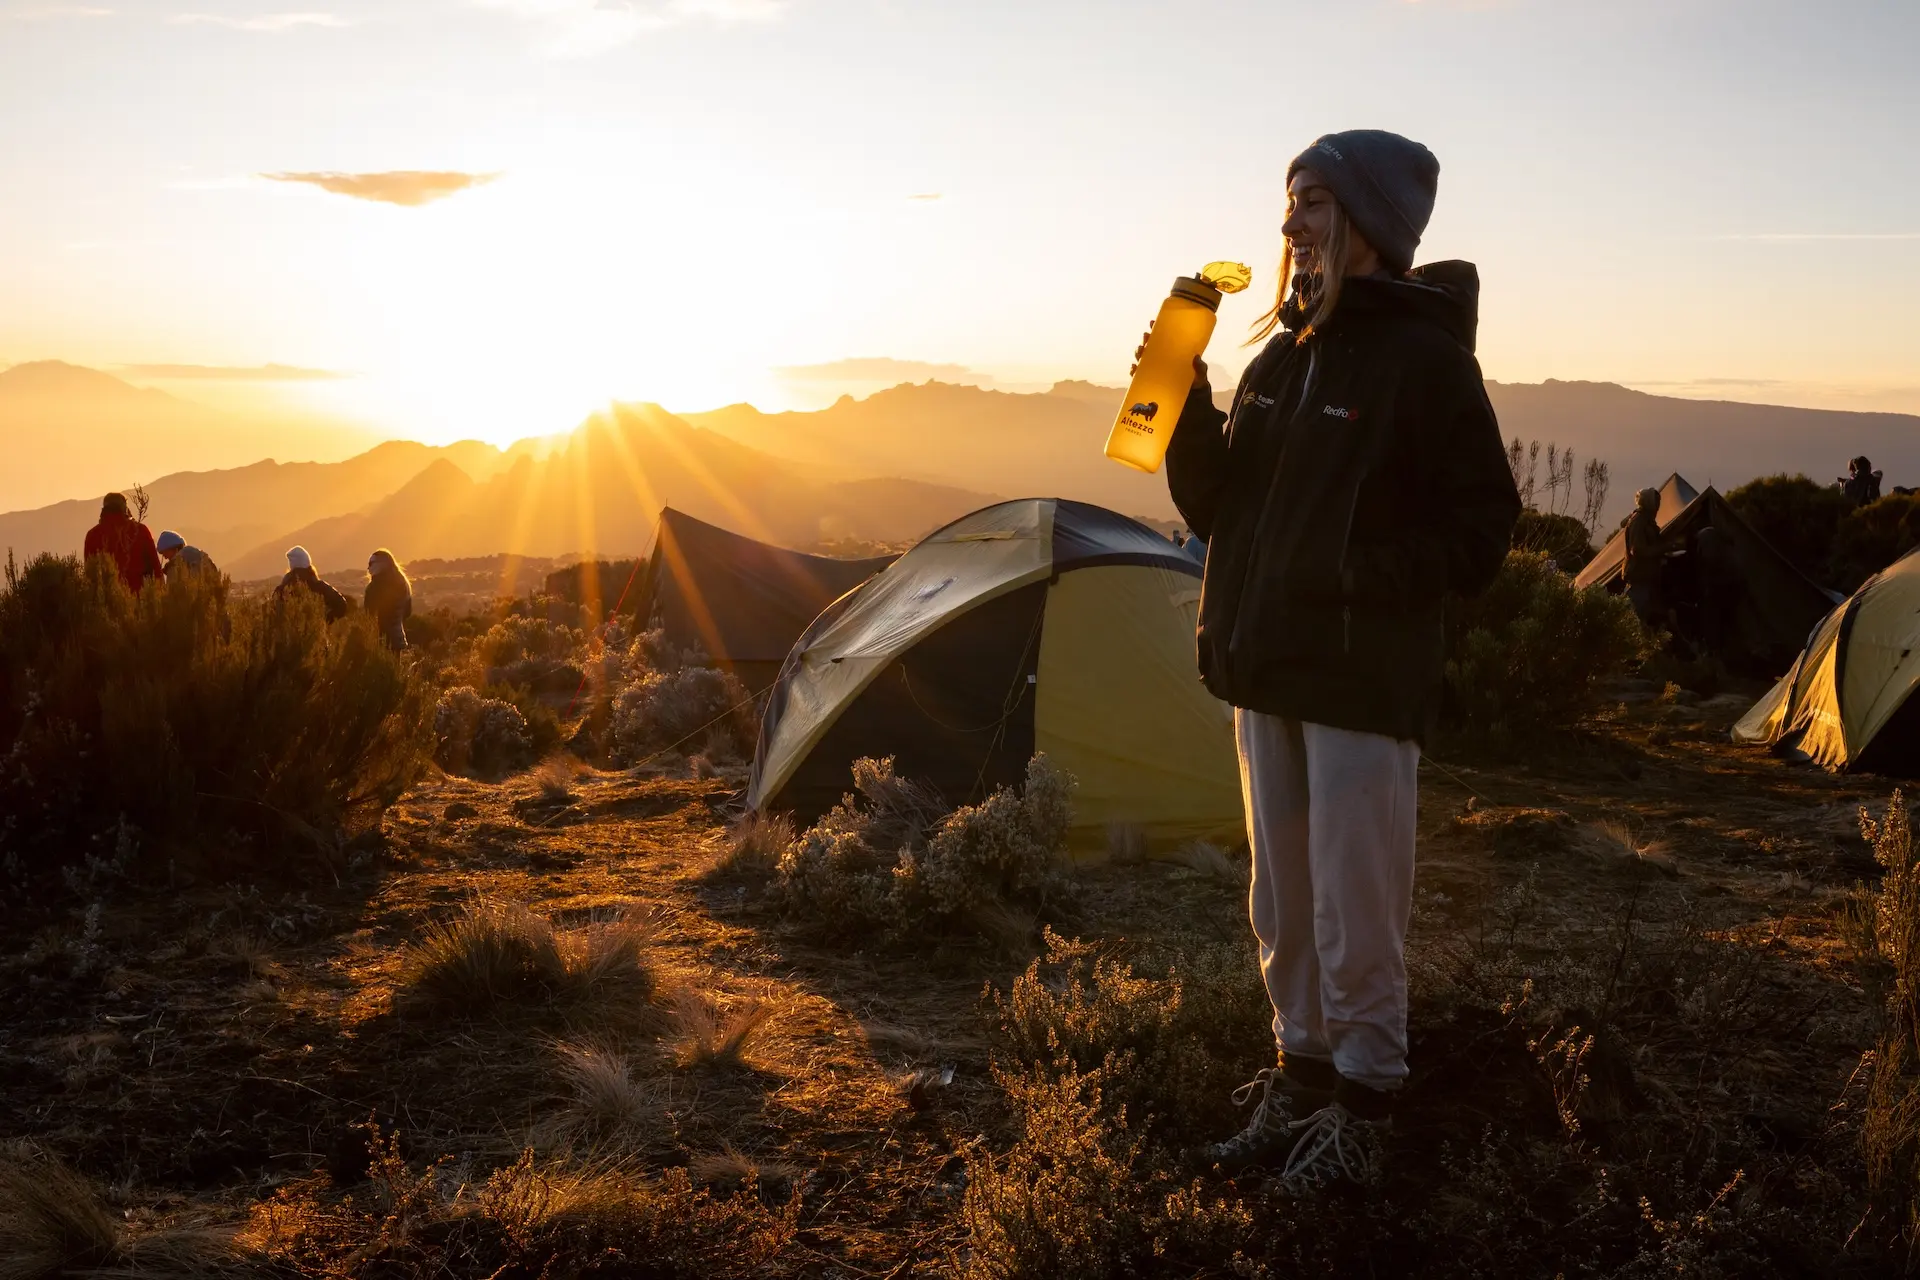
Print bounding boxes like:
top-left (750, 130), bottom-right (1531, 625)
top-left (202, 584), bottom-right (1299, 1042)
top-left (364, 548), bottom-right (413, 651)
top-left (1164, 130), bottom-right (1520, 1186)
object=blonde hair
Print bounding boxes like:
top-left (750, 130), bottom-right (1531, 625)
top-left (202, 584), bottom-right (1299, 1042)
top-left (1247, 195), bottom-right (1354, 345)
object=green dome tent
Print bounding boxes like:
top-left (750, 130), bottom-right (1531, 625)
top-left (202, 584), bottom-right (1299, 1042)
top-left (747, 498), bottom-right (1243, 848)
top-left (1735, 546), bottom-right (1920, 773)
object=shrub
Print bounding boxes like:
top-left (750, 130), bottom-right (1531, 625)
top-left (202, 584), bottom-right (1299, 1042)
top-left (991, 930), bottom-right (1270, 1143)
top-left (1856, 793), bottom-right (1920, 1260)
top-left (1445, 550), bottom-right (1655, 740)
top-left (609, 665), bottom-right (752, 765)
top-left (0, 553), bottom-right (431, 878)
top-left (1831, 493), bottom-right (1920, 593)
top-left (433, 686), bottom-right (534, 777)
top-left (474, 615), bottom-right (586, 690)
top-left (1510, 510), bottom-right (1595, 574)
top-left (773, 754), bottom-right (1074, 945)
top-left (960, 1064), bottom-right (1256, 1280)
top-left (1725, 472), bottom-right (1851, 582)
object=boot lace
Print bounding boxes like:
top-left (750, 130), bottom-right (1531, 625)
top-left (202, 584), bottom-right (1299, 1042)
top-left (1278, 1103), bottom-right (1381, 1189)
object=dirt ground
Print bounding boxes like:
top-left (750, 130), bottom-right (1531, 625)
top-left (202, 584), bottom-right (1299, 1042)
top-left (0, 680), bottom-right (1901, 1276)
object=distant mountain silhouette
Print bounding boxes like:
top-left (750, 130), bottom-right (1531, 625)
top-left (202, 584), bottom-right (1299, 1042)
top-left (0, 439), bottom-right (506, 569)
top-left (221, 402), bottom-right (995, 579)
top-left (0, 360), bottom-right (384, 513)
top-left (689, 378), bottom-right (1920, 528)
top-left (1481, 380), bottom-right (1920, 524)
top-left (11, 368), bottom-right (1914, 584)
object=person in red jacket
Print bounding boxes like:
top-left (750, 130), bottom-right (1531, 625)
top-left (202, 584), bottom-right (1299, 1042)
top-left (83, 492), bottom-right (163, 595)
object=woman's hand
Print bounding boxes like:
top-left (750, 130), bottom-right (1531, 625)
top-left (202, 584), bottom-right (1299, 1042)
top-left (1129, 323), bottom-right (1210, 389)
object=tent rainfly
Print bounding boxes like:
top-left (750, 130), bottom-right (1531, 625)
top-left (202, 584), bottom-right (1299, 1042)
top-left (747, 498), bottom-right (1243, 848)
top-left (1734, 547), bottom-right (1920, 774)
top-left (1575, 472), bottom-right (1838, 673)
top-left (634, 508), bottom-right (896, 693)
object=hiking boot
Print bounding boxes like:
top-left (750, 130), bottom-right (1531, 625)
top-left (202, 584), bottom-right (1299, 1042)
top-left (1276, 1079), bottom-right (1395, 1191)
top-left (1199, 1058), bottom-right (1337, 1174)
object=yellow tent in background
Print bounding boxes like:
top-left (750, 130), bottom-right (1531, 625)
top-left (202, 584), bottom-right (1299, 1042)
top-left (746, 498), bottom-right (1243, 849)
top-left (1735, 547), bottom-right (1920, 772)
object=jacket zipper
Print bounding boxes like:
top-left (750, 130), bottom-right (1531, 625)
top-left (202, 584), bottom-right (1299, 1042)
top-left (1336, 442), bottom-right (1361, 655)
top-left (1224, 339), bottom-right (1312, 666)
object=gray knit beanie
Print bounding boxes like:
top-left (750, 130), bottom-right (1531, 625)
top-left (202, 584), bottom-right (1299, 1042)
top-left (1287, 130), bottom-right (1440, 273)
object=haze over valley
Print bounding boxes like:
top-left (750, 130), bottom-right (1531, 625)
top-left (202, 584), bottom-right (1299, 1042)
top-left (7, 358), bottom-right (1920, 577)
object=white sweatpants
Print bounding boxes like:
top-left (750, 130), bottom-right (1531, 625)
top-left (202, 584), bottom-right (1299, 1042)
top-left (1235, 710), bottom-right (1420, 1091)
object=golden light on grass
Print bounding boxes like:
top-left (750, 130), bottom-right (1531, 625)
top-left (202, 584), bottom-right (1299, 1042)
top-left (670, 988), bottom-right (772, 1069)
top-left (551, 1041), bottom-right (669, 1142)
top-left (398, 900), bottom-right (654, 1015)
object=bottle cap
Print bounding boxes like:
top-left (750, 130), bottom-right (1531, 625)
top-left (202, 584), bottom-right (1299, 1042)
top-left (1171, 276), bottom-right (1223, 310)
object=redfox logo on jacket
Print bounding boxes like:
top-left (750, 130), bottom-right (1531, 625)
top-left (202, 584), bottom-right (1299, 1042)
top-left (1322, 404), bottom-right (1358, 420)
top-left (1130, 401), bottom-right (1159, 422)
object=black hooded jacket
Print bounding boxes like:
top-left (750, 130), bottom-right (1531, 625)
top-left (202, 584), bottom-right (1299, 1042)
top-left (1165, 261), bottom-right (1520, 743)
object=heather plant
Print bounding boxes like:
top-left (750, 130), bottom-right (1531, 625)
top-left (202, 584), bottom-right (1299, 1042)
top-left (0, 553), bottom-right (431, 879)
top-left (1445, 549), bottom-right (1655, 740)
top-left (473, 614), bottom-right (587, 690)
top-left (990, 930), bottom-right (1269, 1143)
top-left (608, 664), bottom-right (752, 765)
top-left (433, 686), bottom-right (535, 777)
top-left (959, 1063), bottom-right (1259, 1280)
top-left (774, 754), bottom-right (1075, 944)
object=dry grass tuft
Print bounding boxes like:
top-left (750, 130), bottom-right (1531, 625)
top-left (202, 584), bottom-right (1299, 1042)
top-left (1584, 820), bottom-right (1677, 877)
top-left (551, 1042), bottom-right (666, 1141)
top-left (672, 988), bottom-right (772, 1069)
top-left (708, 811), bottom-right (793, 881)
top-left (1164, 839), bottom-right (1246, 885)
top-left (1105, 822), bottom-right (1147, 866)
top-left (0, 1152), bottom-right (247, 1280)
top-left (0, 1155), bottom-right (118, 1279)
top-left (688, 1148), bottom-right (803, 1197)
top-left (399, 901), bottom-right (653, 1016)
top-left (532, 754), bottom-right (579, 802)
top-left (860, 1020), bottom-right (940, 1063)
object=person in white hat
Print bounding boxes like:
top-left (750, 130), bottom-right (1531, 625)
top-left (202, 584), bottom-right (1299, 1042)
top-left (274, 545), bottom-right (350, 622)
top-left (155, 530), bottom-right (218, 582)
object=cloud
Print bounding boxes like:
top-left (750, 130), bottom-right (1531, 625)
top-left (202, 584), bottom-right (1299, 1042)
top-left (2, 4), bottom-right (114, 18)
top-left (169, 10), bottom-right (346, 28)
top-left (261, 170), bottom-right (502, 206)
top-left (118, 362), bottom-right (347, 381)
top-left (777, 357), bottom-right (994, 387)
top-left (1713, 232), bottom-right (1920, 242)
top-left (476, 0), bottom-right (785, 57)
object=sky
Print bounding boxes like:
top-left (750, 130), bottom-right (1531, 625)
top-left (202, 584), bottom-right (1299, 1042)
top-left (2, 0), bottom-right (1917, 446)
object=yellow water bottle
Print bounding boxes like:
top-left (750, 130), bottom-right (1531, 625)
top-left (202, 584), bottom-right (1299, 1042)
top-left (1104, 261), bottom-right (1251, 473)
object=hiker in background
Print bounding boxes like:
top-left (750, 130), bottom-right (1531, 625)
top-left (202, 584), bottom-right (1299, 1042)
top-left (275, 545), bottom-right (350, 622)
top-left (1841, 456), bottom-right (1884, 508)
top-left (83, 491), bottom-right (163, 595)
top-left (364, 547), bottom-right (413, 651)
top-left (1164, 130), bottom-right (1520, 1187)
top-left (1623, 486), bottom-right (1665, 623)
top-left (156, 530), bottom-right (218, 581)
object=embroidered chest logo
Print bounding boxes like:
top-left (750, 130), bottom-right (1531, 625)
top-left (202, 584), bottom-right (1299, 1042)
top-left (1321, 404), bottom-right (1358, 421)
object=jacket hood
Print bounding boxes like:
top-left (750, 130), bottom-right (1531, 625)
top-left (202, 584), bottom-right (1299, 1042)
top-left (1337, 260), bottom-right (1480, 353)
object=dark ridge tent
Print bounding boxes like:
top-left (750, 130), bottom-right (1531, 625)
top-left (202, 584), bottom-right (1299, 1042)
top-left (747, 498), bottom-right (1243, 849)
top-left (1734, 546), bottom-right (1920, 774)
top-left (633, 508), bottom-right (896, 693)
top-left (1574, 472), bottom-right (1839, 673)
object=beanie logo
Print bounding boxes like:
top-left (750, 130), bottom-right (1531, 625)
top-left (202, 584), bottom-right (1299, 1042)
top-left (1322, 404), bottom-right (1357, 421)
